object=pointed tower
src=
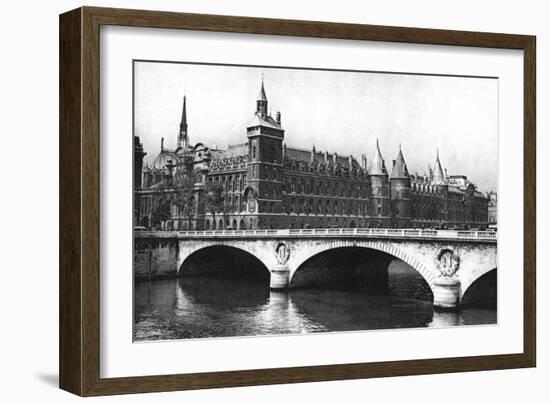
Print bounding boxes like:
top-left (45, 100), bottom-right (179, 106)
top-left (369, 139), bottom-right (390, 226)
top-left (432, 150), bottom-right (449, 224)
top-left (256, 79), bottom-right (268, 119)
top-left (245, 78), bottom-right (285, 229)
top-left (432, 149), bottom-right (445, 184)
top-left (390, 145), bottom-right (411, 227)
top-left (178, 95), bottom-right (189, 149)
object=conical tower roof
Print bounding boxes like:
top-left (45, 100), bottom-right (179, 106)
top-left (258, 79), bottom-right (267, 101)
top-left (370, 139), bottom-right (387, 175)
top-left (433, 150), bottom-right (446, 184)
top-left (390, 146), bottom-right (409, 178)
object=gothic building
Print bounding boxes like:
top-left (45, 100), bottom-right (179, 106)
top-left (135, 81), bottom-right (489, 230)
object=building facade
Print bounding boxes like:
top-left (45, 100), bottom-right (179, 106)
top-left (135, 81), bottom-right (490, 231)
top-left (487, 191), bottom-right (498, 226)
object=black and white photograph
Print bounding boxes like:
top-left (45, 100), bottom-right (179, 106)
top-left (133, 61), bottom-right (498, 342)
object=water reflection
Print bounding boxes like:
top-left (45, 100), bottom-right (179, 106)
top-left (134, 275), bottom-right (496, 341)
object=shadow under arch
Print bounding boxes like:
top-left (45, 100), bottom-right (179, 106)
top-left (289, 246), bottom-right (433, 302)
top-left (461, 268), bottom-right (497, 309)
top-left (179, 245), bottom-right (270, 284)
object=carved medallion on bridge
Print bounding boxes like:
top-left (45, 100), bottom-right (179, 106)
top-left (275, 242), bottom-right (290, 265)
top-left (437, 249), bottom-right (460, 277)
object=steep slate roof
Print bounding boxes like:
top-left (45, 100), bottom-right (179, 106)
top-left (370, 139), bottom-right (387, 175)
top-left (258, 80), bottom-right (268, 101)
top-left (285, 146), bottom-right (361, 169)
top-left (433, 151), bottom-right (446, 184)
top-left (219, 143), bottom-right (248, 159)
top-left (390, 147), bottom-right (409, 178)
top-left (247, 114), bottom-right (283, 130)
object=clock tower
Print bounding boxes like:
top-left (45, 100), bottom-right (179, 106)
top-left (245, 79), bottom-right (284, 228)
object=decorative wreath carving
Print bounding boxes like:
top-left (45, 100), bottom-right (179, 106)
top-left (437, 249), bottom-right (460, 277)
top-left (275, 242), bottom-right (290, 265)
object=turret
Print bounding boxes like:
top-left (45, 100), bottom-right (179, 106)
top-left (389, 145), bottom-right (411, 227)
top-left (369, 139), bottom-right (390, 226)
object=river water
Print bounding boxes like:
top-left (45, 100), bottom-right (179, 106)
top-left (133, 262), bottom-right (496, 341)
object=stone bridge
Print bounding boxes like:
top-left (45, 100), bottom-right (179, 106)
top-left (134, 228), bottom-right (497, 310)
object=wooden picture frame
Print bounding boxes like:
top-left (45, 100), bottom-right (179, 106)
top-left (59, 6), bottom-right (536, 396)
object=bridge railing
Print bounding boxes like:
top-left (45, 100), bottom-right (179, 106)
top-left (136, 227), bottom-right (497, 241)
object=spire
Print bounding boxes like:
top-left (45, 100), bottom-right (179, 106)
top-left (433, 149), bottom-right (446, 184)
top-left (390, 146), bottom-right (409, 178)
top-left (256, 77), bottom-right (268, 118)
top-left (258, 76), bottom-right (267, 101)
top-left (370, 138), bottom-right (388, 175)
top-left (178, 95), bottom-right (188, 149)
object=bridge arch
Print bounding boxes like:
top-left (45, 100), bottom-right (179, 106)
top-left (178, 243), bottom-right (270, 283)
top-left (288, 240), bottom-right (438, 289)
top-left (461, 267), bottom-right (497, 306)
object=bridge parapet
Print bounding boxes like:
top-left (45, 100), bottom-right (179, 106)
top-left (135, 228), bottom-right (497, 242)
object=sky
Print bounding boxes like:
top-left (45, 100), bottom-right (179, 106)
top-left (134, 61), bottom-right (498, 192)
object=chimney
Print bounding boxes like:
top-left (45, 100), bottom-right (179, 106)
top-left (161, 137), bottom-right (164, 151)
top-left (276, 111), bottom-right (281, 125)
top-left (361, 154), bottom-right (367, 170)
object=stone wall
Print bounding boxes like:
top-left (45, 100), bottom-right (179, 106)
top-left (134, 237), bottom-right (179, 280)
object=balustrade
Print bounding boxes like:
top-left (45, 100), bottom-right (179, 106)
top-left (138, 227), bottom-right (498, 241)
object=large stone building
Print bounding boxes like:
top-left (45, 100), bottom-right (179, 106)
top-left (135, 81), bottom-right (489, 231)
top-left (486, 191), bottom-right (498, 226)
